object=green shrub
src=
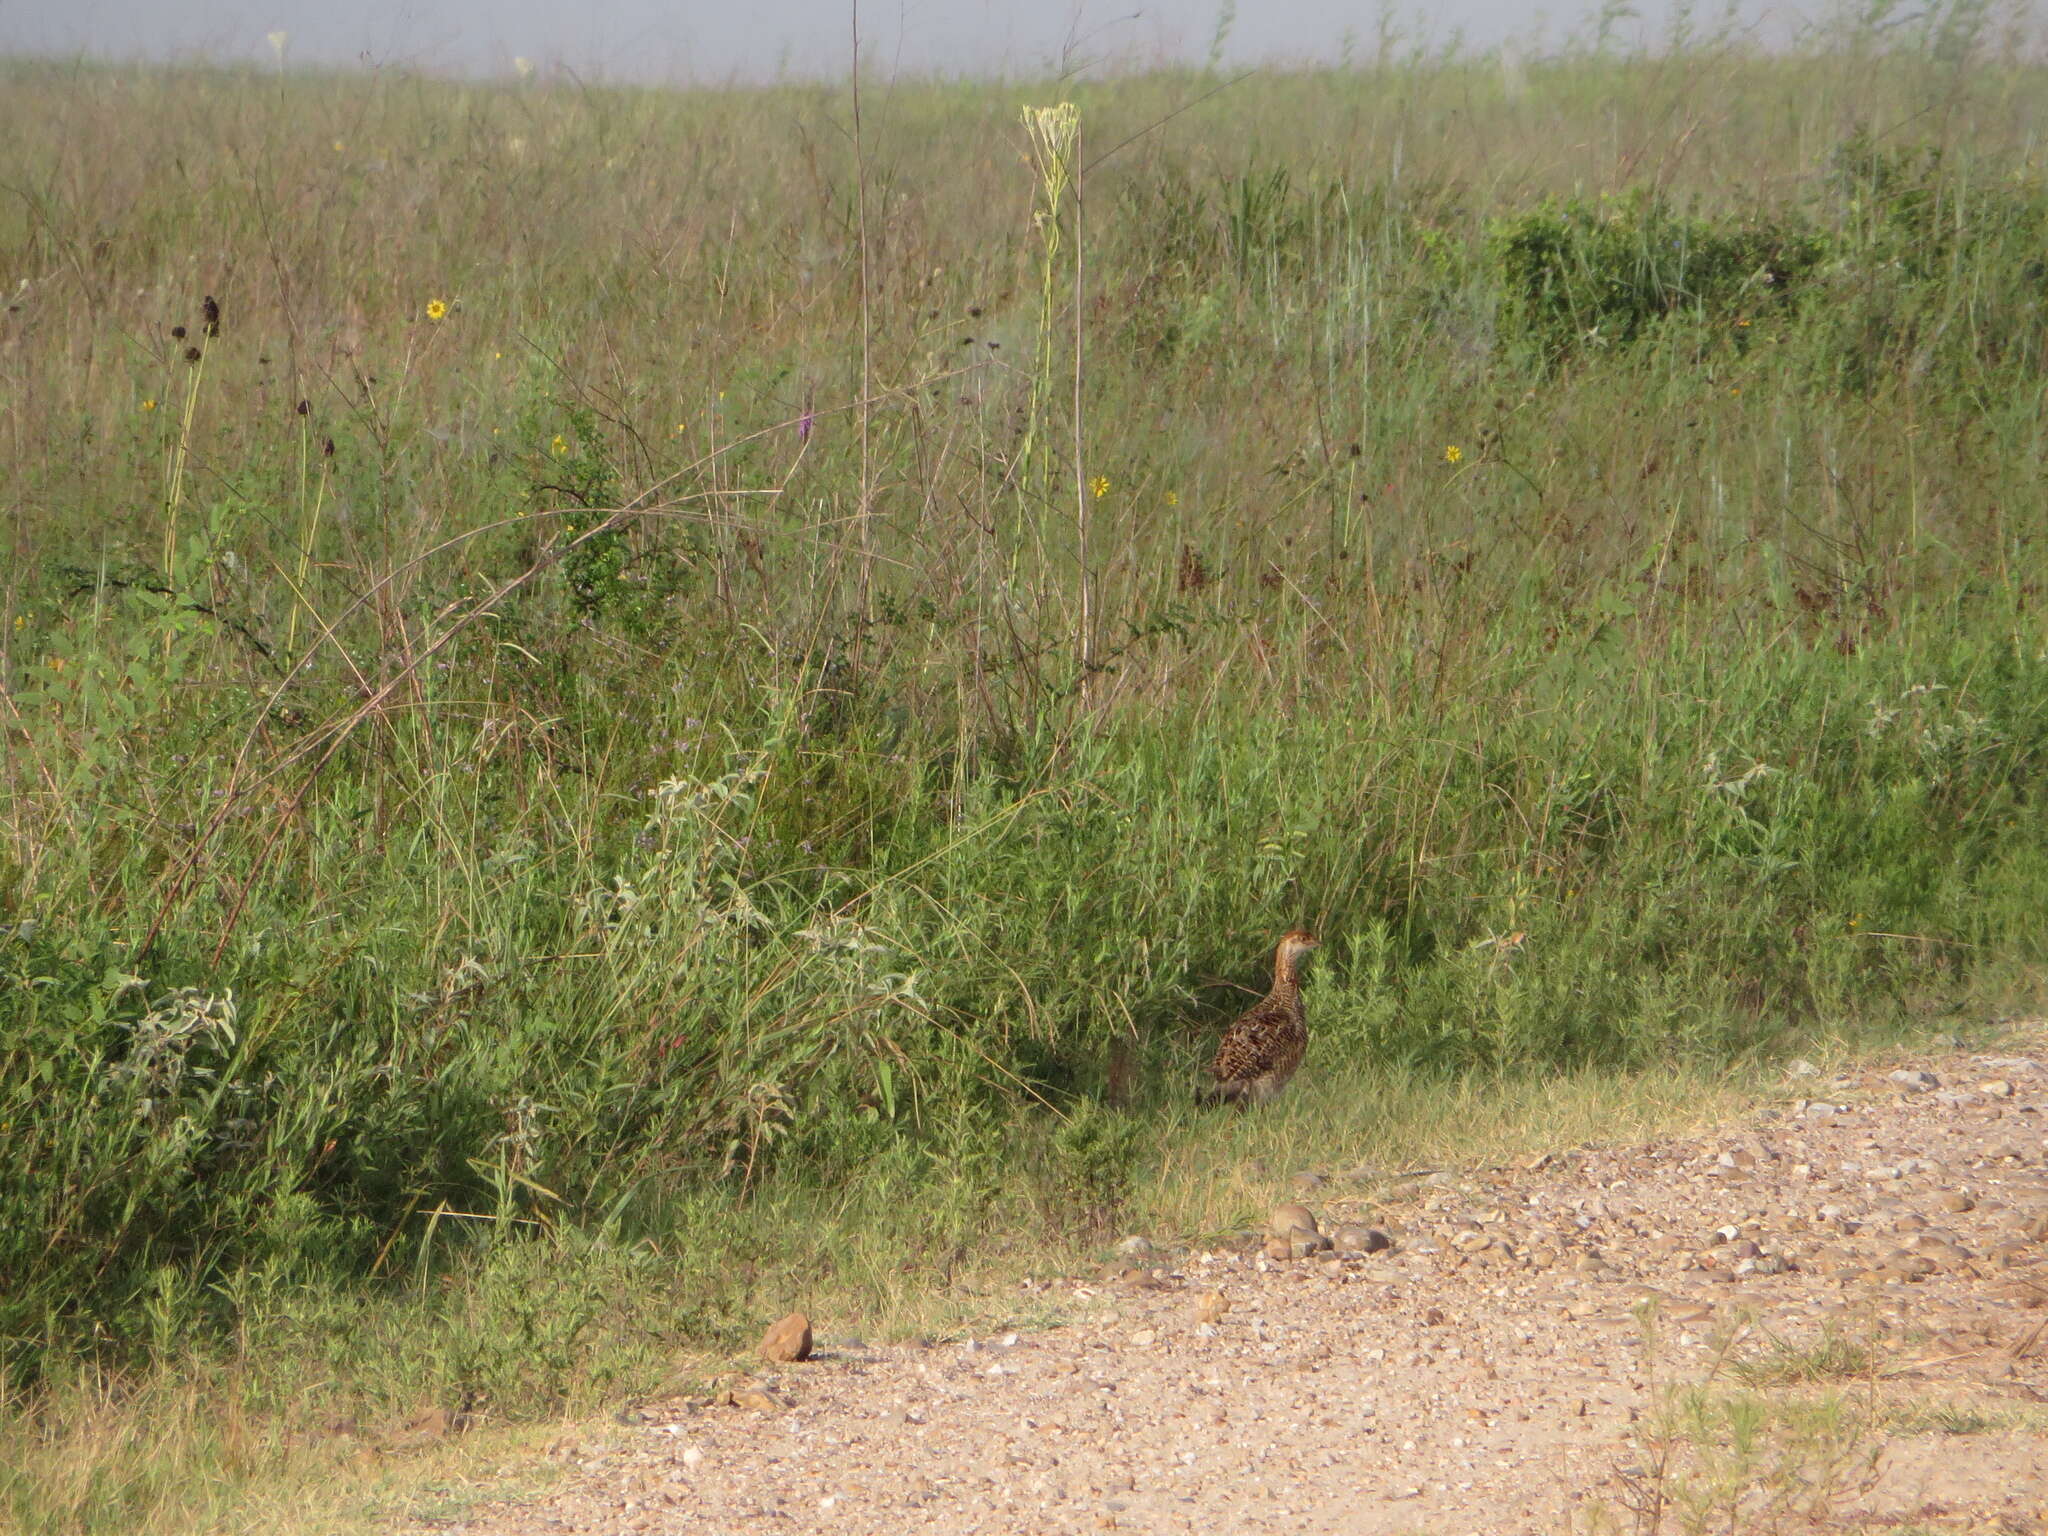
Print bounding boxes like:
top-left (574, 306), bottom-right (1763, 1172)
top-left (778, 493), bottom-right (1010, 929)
top-left (1488, 189), bottom-right (1828, 362)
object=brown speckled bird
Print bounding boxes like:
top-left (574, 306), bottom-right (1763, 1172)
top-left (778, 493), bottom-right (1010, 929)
top-left (1201, 930), bottom-right (1321, 1105)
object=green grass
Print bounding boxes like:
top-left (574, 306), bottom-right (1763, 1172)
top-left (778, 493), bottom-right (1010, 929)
top-left (1729, 1327), bottom-right (1882, 1388)
top-left (4, 21), bottom-right (2048, 1533)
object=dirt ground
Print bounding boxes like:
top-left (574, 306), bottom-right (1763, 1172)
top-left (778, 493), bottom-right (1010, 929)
top-left (407, 1028), bottom-right (2048, 1536)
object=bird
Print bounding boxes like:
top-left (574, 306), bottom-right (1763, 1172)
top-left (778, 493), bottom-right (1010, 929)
top-left (1200, 929), bottom-right (1322, 1105)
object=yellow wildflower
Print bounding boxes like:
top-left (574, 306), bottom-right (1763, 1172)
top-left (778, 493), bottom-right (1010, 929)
top-left (1165, 490), bottom-right (1179, 507)
top-left (550, 434), bottom-right (569, 457)
top-left (426, 298), bottom-right (448, 322)
top-left (1089, 475), bottom-right (1109, 499)
top-left (1444, 444), bottom-right (1462, 464)
top-left (140, 398), bottom-right (157, 412)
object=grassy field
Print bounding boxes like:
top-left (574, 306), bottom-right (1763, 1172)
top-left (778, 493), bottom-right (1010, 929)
top-left (5, 16), bottom-right (2048, 1530)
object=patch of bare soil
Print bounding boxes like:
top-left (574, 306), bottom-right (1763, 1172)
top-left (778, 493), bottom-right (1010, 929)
top-left (409, 1030), bottom-right (2048, 1535)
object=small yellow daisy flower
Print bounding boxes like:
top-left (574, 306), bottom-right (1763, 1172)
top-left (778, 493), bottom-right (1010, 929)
top-left (1089, 475), bottom-right (1109, 499)
top-left (140, 398), bottom-right (157, 412)
top-left (1165, 490), bottom-right (1179, 507)
top-left (426, 299), bottom-right (448, 322)
top-left (1444, 445), bottom-right (1462, 464)
top-left (550, 434), bottom-right (569, 456)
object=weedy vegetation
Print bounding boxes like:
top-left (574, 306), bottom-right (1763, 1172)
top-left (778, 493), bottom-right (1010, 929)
top-left (1606, 1316), bottom-right (2048, 1536)
top-left (4, 5), bottom-right (2048, 1528)
top-left (1728, 1324), bottom-right (1882, 1388)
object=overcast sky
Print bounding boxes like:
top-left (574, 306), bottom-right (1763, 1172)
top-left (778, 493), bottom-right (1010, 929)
top-left (1, 0), bottom-right (1836, 82)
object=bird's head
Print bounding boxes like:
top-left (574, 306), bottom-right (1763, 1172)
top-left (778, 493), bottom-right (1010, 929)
top-left (1276, 929), bottom-right (1321, 969)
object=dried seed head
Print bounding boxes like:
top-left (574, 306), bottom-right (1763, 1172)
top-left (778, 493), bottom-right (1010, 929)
top-left (295, 399), bottom-right (310, 416)
top-left (184, 345), bottom-right (202, 363)
top-left (322, 437), bottom-right (335, 457)
top-left (171, 325), bottom-right (187, 340)
top-left (202, 295), bottom-right (220, 337)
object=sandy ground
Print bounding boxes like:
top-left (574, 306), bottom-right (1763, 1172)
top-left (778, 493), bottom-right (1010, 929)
top-left (407, 1029), bottom-right (2048, 1535)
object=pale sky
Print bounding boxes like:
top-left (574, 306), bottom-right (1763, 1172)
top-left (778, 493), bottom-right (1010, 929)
top-left (0, 0), bottom-right (1832, 82)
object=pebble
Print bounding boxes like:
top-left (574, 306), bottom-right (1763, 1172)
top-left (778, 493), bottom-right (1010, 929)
top-left (719, 1383), bottom-right (790, 1412)
top-left (1889, 1069), bottom-right (1940, 1092)
top-left (1980, 1080), bottom-right (2016, 1098)
top-left (1116, 1235), bottom-right (1155, 1257)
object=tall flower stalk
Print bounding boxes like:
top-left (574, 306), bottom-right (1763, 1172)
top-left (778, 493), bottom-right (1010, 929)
top-left (1020, 102), bottom-right (1092, 680)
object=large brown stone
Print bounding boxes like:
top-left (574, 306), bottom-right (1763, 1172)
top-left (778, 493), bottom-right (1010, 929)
top-left (759, 1311), bottom-right (814, 1363)
top-left (1267, 1203), bottom-right (1319, 1237)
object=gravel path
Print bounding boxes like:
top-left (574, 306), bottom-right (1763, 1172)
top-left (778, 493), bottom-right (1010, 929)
top-left (414, 1030), bottom-right (2048, 1535)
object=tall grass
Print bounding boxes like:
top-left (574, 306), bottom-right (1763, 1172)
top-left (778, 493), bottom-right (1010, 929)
top-left (3, 26), bottom-right (2047, 1532)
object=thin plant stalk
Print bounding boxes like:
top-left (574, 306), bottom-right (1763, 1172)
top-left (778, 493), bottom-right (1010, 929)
top-left (851, 0), bottom-right (875, 630)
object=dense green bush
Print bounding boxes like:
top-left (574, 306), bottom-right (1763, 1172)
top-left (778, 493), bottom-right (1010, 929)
top-left (1488, 190), bottom-right (1827, 361)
